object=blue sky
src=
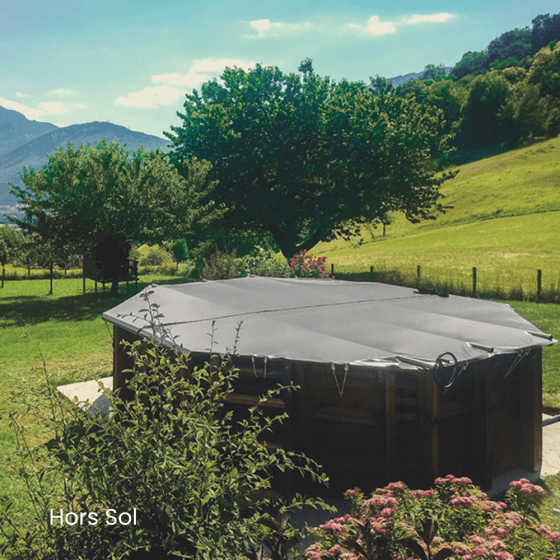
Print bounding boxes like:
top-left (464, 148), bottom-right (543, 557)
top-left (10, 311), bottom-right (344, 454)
top-left (2, 0), bottom-right (558, 139)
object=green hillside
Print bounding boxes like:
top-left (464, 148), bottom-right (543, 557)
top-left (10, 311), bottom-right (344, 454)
top-left (313, 136), bottom-right (560, 296)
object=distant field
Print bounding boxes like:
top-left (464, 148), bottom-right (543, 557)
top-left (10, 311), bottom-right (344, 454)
top-left (313, 136), bottom-right (560, 301)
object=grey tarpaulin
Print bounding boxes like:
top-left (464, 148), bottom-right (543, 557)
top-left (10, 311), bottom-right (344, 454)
top-left (102, 277), bottom-right (556, 375)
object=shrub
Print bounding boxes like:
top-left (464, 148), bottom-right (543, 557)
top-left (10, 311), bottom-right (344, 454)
top-left (201, 249), bottom-right (243, 280)
top-left (289, 251), bottom-right (331, 279)
top-left (137, 244), bottom-right (174, 268)
top-left (306, 475), bottom-right (558, 560)
top-left (240, 246), bottom-right (291, 278)
top-left (0, 304), bottom-right (329, 559)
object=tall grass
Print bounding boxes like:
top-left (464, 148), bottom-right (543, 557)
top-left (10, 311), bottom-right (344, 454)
top-left (332, 263), bottom-right (560, 303)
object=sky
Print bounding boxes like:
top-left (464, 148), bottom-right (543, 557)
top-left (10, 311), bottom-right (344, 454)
top-left (2, 0), bottom-right (559, 140)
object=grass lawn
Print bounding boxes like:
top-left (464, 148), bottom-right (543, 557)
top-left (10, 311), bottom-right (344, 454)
top-left (313, 136), bottom-right (560, 302)
top-left (0, 272), bottom-right (195, 528)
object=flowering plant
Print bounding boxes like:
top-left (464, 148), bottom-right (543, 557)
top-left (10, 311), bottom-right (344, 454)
top-left (289, 250), bottom-right (332, 278)
top-left (241, 245), bottom-right (292, 277)
top-left (305, 476), bottom-right (558, 560)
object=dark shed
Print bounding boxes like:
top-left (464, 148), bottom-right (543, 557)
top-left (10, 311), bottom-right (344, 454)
top-left (103, 277), bottom-right (555, 494)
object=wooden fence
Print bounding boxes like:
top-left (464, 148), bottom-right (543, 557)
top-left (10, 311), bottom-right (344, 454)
top-left (329, 264), bottom-right (560, 303)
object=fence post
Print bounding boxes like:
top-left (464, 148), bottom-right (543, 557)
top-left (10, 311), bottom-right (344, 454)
top-left (472, 267), bottom-right (477, 297)
top-left (537, 270), bottom-right (542, 299)
top-left (417, 265), bottom-right (421, 284)
top-left (331, 263), bottom-right (334, 275)
top-left (370, 265), bottom-right (373, 274)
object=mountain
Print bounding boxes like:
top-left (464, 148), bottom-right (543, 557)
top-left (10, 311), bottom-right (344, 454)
top-left (0, 120), bottom-right (171, 205)
top-left (387, 72), bottom-right (423, 86)
top-left (387, 68), bottom-right (452, 86)
top-left (0, 106), bottom-right (59, 157)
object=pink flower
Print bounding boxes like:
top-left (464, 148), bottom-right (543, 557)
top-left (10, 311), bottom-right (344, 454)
top-left (470, 536), bottom-right (485, 544)
top-left (319, 522), bottom-right (344, 532)
top-left (496, 552), bottom-right (513, 560)
top-left (328, 545), bottom-right (342, 555)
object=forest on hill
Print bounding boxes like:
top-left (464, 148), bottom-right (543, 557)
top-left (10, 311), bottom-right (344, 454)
top-left (377, 10), bottom-right (560, 165)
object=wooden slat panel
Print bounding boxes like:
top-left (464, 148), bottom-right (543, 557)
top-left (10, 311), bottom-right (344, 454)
top-left (438, 400), bottom-right (469, 419)
top-left (386, 372), bottom-right (396, 484)
top-left (395, 412), bottom-right (419, 422)
top-left (314, 406), bottom-right (378, 425)
top-left (472, 370), bottom-right (491, 489)
top-left (281, 361), bottom-right (294, 499)
top-left (395, 397), bottom-right (417, 407)
top-left (225, 394), bottom-right (285, 408)
top-left (520, 350), bottom-right (542, 472)
top-left (296, 368), bottom-right (306, 452)
top-left (418, 372), bottom-right (438, 485)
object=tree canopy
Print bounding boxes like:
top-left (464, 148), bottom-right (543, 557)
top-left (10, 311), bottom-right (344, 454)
top-left (0, 226), bottom-right (23, 287)
top-left (532, 12), bottom-right (560, 54)
top-left (9, 139), bottom-right (221, 257)
top-left (166, 60), bottom-right (456, 258)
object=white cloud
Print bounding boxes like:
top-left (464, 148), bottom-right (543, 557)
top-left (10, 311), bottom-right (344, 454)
top-left (365, 15), bottom-right (396, 35)
top-left (345, 15), bottom-right (396, 36)
top-left (404, 13), bottom-right (456, 24)
top-left (15, 92), bottom-right (34, 99)
top-left (114, 85), bottom-right (183, 109)
top-left (115, 58), bottom-right (255, 109)
top-left (0, 98), bottom-right (44, 120)
top-left (48, 88), bottom-right (76, 96)
top-left (0, 97), bottom-right (87, 120)
top-left (244, 19), bottom-right (312, 38)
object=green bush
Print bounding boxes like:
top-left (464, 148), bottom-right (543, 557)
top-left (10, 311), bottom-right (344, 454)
top-left (201, 250), bottom-right (243, 280)
top-left (0, 306), bottom-right (328, 559)
top-left (137, 244), bottom-right (174, 267)
top-left (240, 247), bottom-right (291, 278)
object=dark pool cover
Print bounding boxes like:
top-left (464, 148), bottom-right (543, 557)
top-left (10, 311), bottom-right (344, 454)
top-left (102, 277), bottom-right (555, 370)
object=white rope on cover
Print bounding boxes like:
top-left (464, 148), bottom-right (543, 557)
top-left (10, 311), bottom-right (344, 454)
top-left (331, 362), bottom-right (350, 397)
top-left (504, 348), bottom-right (531, 379)
top-left (251, 355), bottom-right (268, 378)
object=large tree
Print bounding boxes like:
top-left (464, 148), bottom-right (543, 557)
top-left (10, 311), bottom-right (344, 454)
top-left (9, 139), bottom-right (220, 291)
top-left (0, 226), bottom-right (23, 288)
top-left (450, 51), bottom-right (489, 81)
top-left (166, 60), bottom-right (457, 258)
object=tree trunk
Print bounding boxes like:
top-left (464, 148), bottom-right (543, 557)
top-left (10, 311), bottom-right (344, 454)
top-left (49, 261), bottom-right (53, 295)
top-left (274, 226), bottom-right (328, 261)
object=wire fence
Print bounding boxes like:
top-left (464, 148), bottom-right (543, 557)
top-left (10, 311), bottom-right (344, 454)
top-left (330, 263), bottom-right (560, 303)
